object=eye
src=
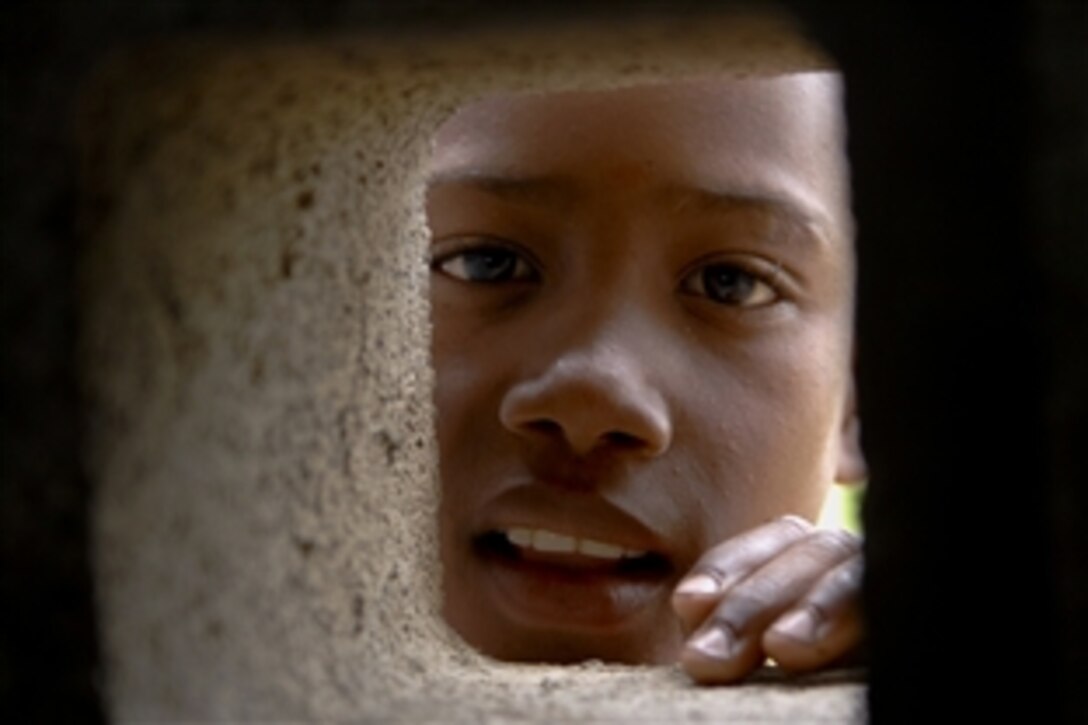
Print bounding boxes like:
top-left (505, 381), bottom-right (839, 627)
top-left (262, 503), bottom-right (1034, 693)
top-left (680, 262), bottom-right (778, 307)
top-left (432, 243), bottom-right (538, 284)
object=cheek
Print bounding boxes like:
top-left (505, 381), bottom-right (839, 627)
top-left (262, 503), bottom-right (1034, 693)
top-left (675, 338), bottom-right (844, 537)
top-left (434, 350), bottom-right (496, 464)
top-left (431, 330), bottom-right (522, 507)
top-left (434, 348), bottom-right (504, 574)
top-left (431, 302), bottom-right (487, 437)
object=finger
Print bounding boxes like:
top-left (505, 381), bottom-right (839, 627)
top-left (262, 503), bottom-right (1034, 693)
top-left (680, 529), bottom-right (859, 684)
top-left (763, 554), bottom-right (864, 672)
top-left (671, 515), bottom-right (814, 633)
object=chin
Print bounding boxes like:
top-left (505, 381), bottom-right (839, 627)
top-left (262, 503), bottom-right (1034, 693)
top-left (451, 608), bottom-right (683, 666)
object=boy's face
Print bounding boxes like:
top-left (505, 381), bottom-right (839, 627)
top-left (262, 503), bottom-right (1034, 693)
top-left (427, 74), bottom-right (865, 664)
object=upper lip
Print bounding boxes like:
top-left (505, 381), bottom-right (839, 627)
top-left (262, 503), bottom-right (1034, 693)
top-left (475, 484), bottom-right (670, 558)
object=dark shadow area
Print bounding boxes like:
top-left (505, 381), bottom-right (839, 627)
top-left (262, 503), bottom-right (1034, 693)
top-left (791, 3), bottom-right (1085, 722)
top-left (2, 1), bottom-right (1083, 722)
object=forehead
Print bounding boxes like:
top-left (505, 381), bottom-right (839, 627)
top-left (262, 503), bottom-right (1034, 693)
top-left (429, 73), bottom-right (852, 240)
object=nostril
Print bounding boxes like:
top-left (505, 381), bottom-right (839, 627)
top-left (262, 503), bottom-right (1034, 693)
top-left (603, 431), bottom-right (643, 450)
top-left (518, 422), bottom-right (651, 453)
top-left (501, 377), bottom-right (673, 458)
top-left (524, 419), bottom-right (563, 437)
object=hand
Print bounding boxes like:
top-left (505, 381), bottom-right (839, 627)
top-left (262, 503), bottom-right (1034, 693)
top-left (670, 515), bottom-right (863, 684)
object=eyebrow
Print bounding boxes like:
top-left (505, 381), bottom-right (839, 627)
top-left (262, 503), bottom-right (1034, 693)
top-left (662, 183), bottom-right (827, 226)
top-left (425, 171), bottom-right (578, 209)
top-left (426, 171), bottom-right (836, 244)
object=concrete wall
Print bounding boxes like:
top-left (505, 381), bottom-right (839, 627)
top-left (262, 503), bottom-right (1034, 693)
top-left (78, 15), bottom-right (865, 722)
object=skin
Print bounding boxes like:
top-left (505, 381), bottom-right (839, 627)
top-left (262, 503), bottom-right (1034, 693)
top-left (427, 73), bottom-right (868, 683)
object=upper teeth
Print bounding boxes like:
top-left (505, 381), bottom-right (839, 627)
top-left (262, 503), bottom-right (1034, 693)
top-left (504, 528), bottom-right (646, 560)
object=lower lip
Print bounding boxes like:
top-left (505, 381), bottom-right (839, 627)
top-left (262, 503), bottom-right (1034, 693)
top-left (478, 550), bottom-right (671, 633)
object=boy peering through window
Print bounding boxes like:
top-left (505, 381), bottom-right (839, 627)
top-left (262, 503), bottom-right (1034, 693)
top-left (426, 70), bottom-right (868, 685)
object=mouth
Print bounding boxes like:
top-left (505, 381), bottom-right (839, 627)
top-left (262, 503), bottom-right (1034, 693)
top-left (472, 525), bottom-right (675, 633)
top-left (476, 528), bottom-right (671, 576)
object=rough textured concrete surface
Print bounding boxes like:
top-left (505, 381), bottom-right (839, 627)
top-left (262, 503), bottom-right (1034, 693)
top-left (80, 14), bottom-right (865, 721)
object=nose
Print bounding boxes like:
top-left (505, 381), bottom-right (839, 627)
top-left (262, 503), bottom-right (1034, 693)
top-left (499, 340), bottom-right (673, 459)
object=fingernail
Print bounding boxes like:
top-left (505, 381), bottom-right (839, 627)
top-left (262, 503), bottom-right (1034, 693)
top-left (771, 608), bottom-right (819, 643)
top-left (688, 624), bottom-right (735, 661)
top-left (674, 573), bottom-right (720, 598)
